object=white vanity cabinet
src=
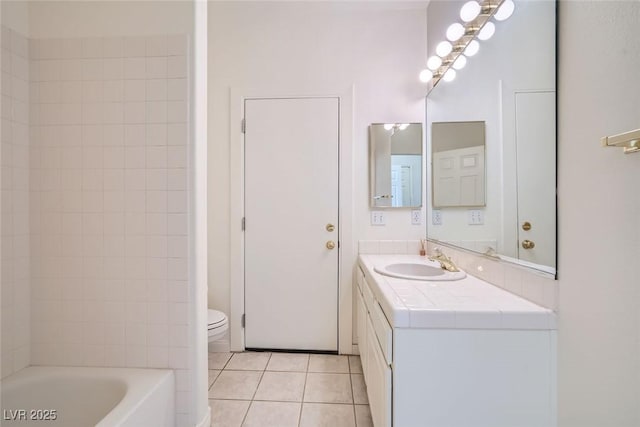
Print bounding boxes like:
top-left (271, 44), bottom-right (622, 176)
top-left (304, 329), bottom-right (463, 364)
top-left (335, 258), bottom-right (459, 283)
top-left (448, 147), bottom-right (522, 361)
top-left (356, 267), bottom-right (392, 427)
top-left (356, 255), bottom-right (557, 427)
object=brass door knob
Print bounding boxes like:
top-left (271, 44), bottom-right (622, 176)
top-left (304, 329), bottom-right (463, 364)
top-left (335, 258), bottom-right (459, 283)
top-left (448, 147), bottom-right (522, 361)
top-left (326, 241), bottom-right (336, 250)
top-left (326, 224), bottom-right (335, 232)
top-left (522, 240), bottom-right (535, 249)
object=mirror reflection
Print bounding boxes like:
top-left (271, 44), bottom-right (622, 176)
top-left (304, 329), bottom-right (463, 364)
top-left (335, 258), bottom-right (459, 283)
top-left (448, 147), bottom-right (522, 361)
top-left (426, 0), bottom-right (556, 273)
top-left (432, 121), bottom-right (485, 208)
top-left (370, 123), bottom-right (423, 208)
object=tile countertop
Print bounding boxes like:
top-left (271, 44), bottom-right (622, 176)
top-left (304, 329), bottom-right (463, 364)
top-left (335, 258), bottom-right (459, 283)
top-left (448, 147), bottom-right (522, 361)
top-left (358, 254), bottom-right (557, 330)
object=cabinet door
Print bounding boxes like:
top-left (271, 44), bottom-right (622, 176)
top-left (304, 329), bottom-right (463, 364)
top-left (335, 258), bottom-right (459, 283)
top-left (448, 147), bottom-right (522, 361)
top-left (357, 289), bottom-right (368, 378)
top-left (366, 314), bottom-right (392, 427)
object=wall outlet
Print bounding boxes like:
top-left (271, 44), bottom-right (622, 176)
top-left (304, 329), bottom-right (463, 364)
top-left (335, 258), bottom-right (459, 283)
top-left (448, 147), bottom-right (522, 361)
top-left (432, 210), bottom-right (442, 225)
top-left (468, 209), bottom-right (484, 225)
top-left (371, 211), bottom-right (385, 226)
top-left (411, 210), bottom-right (421, 225)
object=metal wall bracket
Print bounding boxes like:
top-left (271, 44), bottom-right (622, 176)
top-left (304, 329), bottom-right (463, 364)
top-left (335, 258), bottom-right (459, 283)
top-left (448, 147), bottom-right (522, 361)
top-left (601, 128), bottom-right (640, 154)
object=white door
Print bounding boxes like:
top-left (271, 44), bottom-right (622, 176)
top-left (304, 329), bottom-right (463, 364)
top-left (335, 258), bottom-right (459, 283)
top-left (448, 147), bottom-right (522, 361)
top-left (244, 97), bottom-right (339, 351)
top-left (433, 145), bottom-right (485, 207)
top-left (515, 91), bottom-right (556, 267)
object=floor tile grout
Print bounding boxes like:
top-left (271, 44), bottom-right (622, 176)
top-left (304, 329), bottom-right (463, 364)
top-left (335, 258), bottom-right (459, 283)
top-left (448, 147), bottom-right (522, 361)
top-left (208, 352), bottom-right (370, 427)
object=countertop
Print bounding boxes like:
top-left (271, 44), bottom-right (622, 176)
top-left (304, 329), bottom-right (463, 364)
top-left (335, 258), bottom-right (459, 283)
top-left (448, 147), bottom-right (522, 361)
top-left (358, 254), bottom-right (557, 330)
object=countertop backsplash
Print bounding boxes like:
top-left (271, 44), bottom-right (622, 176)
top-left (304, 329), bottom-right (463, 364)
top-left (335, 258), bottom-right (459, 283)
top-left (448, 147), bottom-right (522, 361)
top-left (358, 240), bottom-right (558, 311)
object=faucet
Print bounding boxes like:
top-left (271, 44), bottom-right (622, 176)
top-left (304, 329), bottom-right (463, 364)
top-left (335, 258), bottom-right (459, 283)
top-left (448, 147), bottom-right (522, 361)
top-left (428, 247), bottom-right (460, 272)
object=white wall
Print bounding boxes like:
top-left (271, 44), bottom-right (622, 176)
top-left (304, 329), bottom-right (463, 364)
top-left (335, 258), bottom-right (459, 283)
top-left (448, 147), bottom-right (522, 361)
top-left (207, 1), bottom-right (428, 316)
top-left (557, 1), bottom-right (640, 425)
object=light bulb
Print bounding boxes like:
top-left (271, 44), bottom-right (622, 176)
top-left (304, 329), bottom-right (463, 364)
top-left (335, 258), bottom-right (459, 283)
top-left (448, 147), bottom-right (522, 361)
top-left (460, 1), bottom-right (481, 22)
top-left (384, 124), bottom-right (394, 131)
top-left (443, 69), bottom-right (456, 82)
top-left (478, 22), bottom-right (495, 40)
top-left (419, 69), bottom-right (433, 83)
top-left (452, 55), bottom-right (467, 70)
top-left (399, 124), bottom-right (409, 130)
top-left (494, 0), bottom-right (515, 21)
top-left (436, 41), bottom-right (453, 57)
top-left (446, 23), bottom-right (465, 42)
top-left (465, 40), bottom-right (480, 57)
top-left (427, 56), bottom-right (443, 71)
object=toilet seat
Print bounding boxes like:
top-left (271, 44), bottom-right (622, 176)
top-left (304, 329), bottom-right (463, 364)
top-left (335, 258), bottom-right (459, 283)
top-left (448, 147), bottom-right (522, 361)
top-left (208, 309), bottom-right (229, 341)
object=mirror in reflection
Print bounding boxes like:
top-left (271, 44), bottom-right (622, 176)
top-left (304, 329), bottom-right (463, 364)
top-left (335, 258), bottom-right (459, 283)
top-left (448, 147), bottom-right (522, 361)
top-left (370, 123), bottom-right (423, 208)
top-left (426, 0), bottom-right (556, 274)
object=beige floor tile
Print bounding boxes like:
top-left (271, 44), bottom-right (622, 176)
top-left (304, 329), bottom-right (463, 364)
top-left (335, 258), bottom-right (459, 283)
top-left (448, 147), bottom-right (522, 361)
top-left (209, 352), bottom-right (233, 370)
top-left (210, 399), bottom-right (250, 427)
top-left (209, 370), bottom-right (263, 400)
top-left (348, 356), bottom-right (362, 374)
top-left (308, 354), bottom-right (350, 373)
top-left (299, 403), bottom-right (356, 427)
top-left (354, 405), bottom-right (373, 427)
top-left (254, 371), bottom-right (306, 402)
top-left (242, 401), bottom-right (301, 427)
top-left (304, 373), bottom-right (353, 404)
top-left (350, 374), bottom-right (368, 404)
top-left (209, 369), bottom-right (222, 388)
top-left (266, 352), bottom-right (309, 372)
top-left (226, 352), bottom-right (271, 371)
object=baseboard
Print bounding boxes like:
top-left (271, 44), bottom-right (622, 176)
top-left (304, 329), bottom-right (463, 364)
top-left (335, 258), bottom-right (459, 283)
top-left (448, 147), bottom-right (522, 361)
top-left (208, 339), bottom-right (230, 353)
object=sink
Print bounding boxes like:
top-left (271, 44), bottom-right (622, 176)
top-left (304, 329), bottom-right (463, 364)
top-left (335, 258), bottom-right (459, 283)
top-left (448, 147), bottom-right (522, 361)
top-left (374, 262), bottom-right (466, 281)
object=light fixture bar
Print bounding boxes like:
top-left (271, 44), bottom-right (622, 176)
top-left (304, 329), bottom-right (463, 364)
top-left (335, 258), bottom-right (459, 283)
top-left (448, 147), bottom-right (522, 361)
top-left (601, 128), bottom-right (640, 154)
top-left (429, 0), bottom-right (506, 88)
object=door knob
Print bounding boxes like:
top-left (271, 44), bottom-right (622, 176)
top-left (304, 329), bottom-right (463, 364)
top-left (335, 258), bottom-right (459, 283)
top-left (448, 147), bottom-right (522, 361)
top-left (326, 241), bottom-right (336, 250)
top-left (326, 224), bottom-right (335, 232)
top-left (522, 240), bottom-right (535, 249)
top-left (522, 221), bottom-right (532, 231)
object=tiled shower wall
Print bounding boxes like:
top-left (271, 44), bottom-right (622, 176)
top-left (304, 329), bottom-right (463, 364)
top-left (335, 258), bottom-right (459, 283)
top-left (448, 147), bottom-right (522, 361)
top-left (26, 34), bottom-right (192, 421)
top-left (1, 26), bottom-right (31, 379)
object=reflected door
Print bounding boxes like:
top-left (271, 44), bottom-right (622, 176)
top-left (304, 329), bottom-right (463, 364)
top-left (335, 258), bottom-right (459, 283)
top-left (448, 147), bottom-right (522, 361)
top-left (515, 91), bottom-right (556, 267)
top-left (244, 97), bottom-right (339, 351)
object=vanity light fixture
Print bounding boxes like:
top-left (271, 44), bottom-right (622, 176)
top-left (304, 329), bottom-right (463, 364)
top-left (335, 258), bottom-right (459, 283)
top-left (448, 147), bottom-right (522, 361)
top-left (384, 123), bottom-right (411, 134)
top-left (477, 22), bottom-right (496, 40)
top-left (446, 23), bottom-right (466, 42)
top-left (419, 0), bottom-right (514, 87)
top-left (465, 40), bottom-right (480, 57)
top-left (452, 55), bottom-right (468, 70)
top-left (443, 69), bottom-right (457, 82)
top-left (601, 128), bottom-right (640, 154)
top-left (436, 41), bottom-right (453, 57)
top-left (419, 69), bottom-right (434, 82)
top-left (460, 1), bottom-right (481, 22)
top-left (494, 0), bottom-right (515, 21)
top-left (427, 55), bottom-right (443, 71)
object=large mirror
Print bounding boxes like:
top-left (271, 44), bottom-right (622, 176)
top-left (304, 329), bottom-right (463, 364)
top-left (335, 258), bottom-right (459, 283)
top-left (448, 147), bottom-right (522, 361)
top-left (370, 123), bottom-right (423, 208)
top-left (426, 0), bottom-right (556, 274)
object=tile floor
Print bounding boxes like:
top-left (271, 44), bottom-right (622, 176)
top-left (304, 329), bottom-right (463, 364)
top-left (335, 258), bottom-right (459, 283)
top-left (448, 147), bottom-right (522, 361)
top-left (208, 352), bottom-right (373, 427)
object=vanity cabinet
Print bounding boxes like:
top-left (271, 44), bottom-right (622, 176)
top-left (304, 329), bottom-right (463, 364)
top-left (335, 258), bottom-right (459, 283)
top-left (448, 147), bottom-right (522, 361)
top-left (356, 268), bottom-right (391, 427)
top-left (356, 257), bottom-right (557, 427)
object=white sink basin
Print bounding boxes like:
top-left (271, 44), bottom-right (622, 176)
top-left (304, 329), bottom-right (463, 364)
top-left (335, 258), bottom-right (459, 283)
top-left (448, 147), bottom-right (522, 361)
top-left (374, 262), bottom-right (466, 281)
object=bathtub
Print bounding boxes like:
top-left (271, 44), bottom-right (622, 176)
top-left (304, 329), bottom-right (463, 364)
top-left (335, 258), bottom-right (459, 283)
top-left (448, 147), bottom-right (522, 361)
top-left (0, 366), bottom-right (174, 427)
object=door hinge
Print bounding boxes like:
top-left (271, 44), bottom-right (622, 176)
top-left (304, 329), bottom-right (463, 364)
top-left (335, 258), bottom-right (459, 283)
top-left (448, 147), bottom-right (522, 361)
top-left (241, 314), bottom-right (245, 328)
top-left (241, 118), bottom-right (246, 134)
top-left (241, 217), bottom-right (245, 231)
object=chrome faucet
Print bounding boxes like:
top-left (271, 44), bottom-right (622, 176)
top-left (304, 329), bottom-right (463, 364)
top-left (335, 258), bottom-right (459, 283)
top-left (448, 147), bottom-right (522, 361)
top-left (428, 248), bottom-right (460, 272)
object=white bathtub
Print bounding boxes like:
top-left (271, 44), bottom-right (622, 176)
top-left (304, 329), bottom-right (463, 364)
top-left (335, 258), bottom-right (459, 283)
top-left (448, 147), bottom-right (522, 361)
top-left (0, 366), bottom-right (174, 427)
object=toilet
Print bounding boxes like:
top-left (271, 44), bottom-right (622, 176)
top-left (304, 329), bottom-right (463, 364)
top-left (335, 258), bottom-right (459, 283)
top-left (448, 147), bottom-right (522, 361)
top-left (208, 309), bottom-right (229, 343)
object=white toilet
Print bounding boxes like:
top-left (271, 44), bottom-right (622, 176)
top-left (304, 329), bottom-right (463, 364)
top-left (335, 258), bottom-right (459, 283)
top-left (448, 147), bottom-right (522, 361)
top-left (208, 309), bottom-right (229, 343)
